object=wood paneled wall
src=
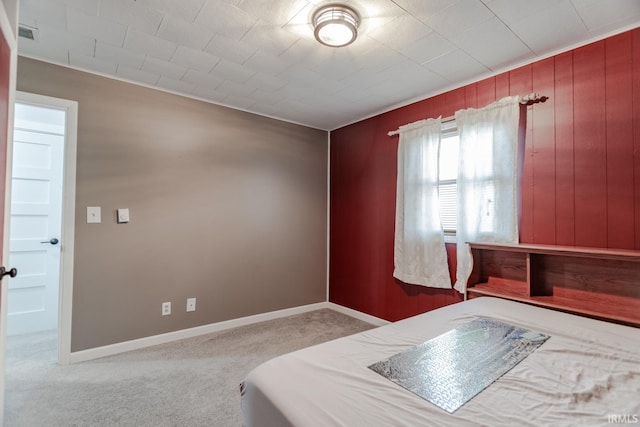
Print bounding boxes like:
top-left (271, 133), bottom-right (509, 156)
top-left (329, 28), bottom-right (640, 321)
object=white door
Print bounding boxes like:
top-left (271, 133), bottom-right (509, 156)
top-left (6, 102), bottom-right (65, 335)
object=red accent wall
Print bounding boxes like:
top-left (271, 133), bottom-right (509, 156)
top-left (329, 28), bottom-right (640, 321)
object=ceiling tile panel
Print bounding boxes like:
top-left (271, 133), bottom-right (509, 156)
top-left (236, 0), bottom-right (309, 25)
top-left (157, 15), bottom-right (215, 50)
top-left (277, 66), bottom-right (325, 88)
top-left (354, 60), bottom-right (447, 104)
top-left (66, 7), bottom-right (127, 46)
top-left (65, 0), bottom-right (99, 16)
top-left (249, 88), bottom-right (287, 105)
top-left (123, 28), bottom-right (178, 60)
top-left (18, 37), bottom-right (69, 64)
top-left (69, 52), bottom-right (117, 74)
top-left (330, 81), bottom-right (378, 103)
top-left (243, 51), bottom-right (291, 75)
top-left (485, 0), bottom-right (565, 25)
top-left (510, 1), bottom-right (589, 55)
top-left (275, 83), bottom-right (318, 102)
top-left (211, 59), bottom-right (256, 83)
top-left (400, 32), bottom-right (457, 64)
top-left (170, 45), bottom-right (218, 72)
top-left (19, 0), bottom-right (67, 28)
top-left (281, 1), bottom-right (314, 30)
top-left (250, 103), bottom-right (280, 118)
top-left (367, 14), bottom-right (432, 50)
top-left (156, 76), bottom-right (197, 94)
top-left (351, 0), bottom-right (408, 21)
top-left (452, 17), bottom-right (534, 70)
top-left (388, 0), bottom-right (458, 21)
top-left (142, 56), bottom-right (188, 80)
top-left (352, 41), bottom-right (407, 73)
top-left (278, 38), bottom-right (319, 66)
top-left (241, 21), bottom-right (300, 56)
top-left (221, 94), bottom-right (256, 109)
top-left (573, 0), bottom-right (640, 33)
top-left (98, 0), bottom-right (164, 35)
top-left (269, 98), bottom-right (314, 124)
top-left (190, 85), bottom-right (227, 103)
top-left (122, 0), bottom-right (170, 9)
top-left (245, 72), bottom-right (287, 92)
top-left (217, 79), bottom-right (256, 97)
top-left (304, 55), bottom-right (358, 80)
top-left (423, 49), bottom-right (490, 83)
top-left (338, 68), bottom-right (398, 94)
top-left (387, 61), bottom-right (450, 92)
top-left (195, 1), bottom-right (258, 39)
top-left (37, 24), bottom-right (95, 57)
top-left (360, 82), bottom-right (416, 109)
top-left (116, 65), bottom-right (161, 86)
top-left (426, 0), bottom-right (495, 39)
top-left (159, 0), bottom-right (207, 23)
top-left (205, 34), bottom-right (257, 65)
top-left (95, 41), bottom-right (146, 69)
top-left (181, 69), bottom-right (223, 88)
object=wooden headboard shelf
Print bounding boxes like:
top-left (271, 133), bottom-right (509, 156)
top-left (466, 242), bottom-right (640, 327)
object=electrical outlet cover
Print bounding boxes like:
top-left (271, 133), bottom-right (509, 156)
top-left (162, 302), bottom-right (171, 316)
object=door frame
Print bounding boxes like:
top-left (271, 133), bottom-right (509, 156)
top-left (14, 91), bottom-right (78, 365)
top-left (0, 0), bottom-right (18, 421)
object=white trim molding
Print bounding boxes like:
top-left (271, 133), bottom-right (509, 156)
top-left (69, 302), bottom-right (328, 363)
top-left (68, 301), bottom-right (390, 363)
top-left (326, 303), bottom-right (390, 327)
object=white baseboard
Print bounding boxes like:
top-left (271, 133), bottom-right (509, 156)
top-left (68, 302), bottom-right (329, 364)
top-left (68, 301), bottom-right (389, 364)
top-left (326, 302), bottom-right (390, 326)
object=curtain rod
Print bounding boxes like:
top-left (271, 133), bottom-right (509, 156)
top-left (387, 93), bottom-right (548, 136)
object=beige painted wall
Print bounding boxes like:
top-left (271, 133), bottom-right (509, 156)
top-left (17, 57), bottom-right (328, 352)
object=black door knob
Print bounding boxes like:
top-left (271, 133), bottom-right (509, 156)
top-left (40, 238), bottom-right (59, 245)
top-left (0, 267), bottom-right (17, 278)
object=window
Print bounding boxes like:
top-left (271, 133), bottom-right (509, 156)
top-left (437, 121), bottom-right (499, 237)
top-left (438, 121), bottom-right (458, 235)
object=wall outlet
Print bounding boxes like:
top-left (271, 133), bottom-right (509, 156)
top-left (186, 298), bottom-right (196, 312)
top-left (162, 302), bottom-right (171, 316)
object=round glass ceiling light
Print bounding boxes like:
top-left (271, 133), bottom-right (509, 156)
top-left (313, 4), bottom-right (360, 47)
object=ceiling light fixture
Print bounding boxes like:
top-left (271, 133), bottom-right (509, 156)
top-left (312, 4), bottom-right (360, 48)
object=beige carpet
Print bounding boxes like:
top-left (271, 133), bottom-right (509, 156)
top-left (4, 309), bottom-right (375, 426)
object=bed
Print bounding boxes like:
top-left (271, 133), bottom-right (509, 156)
top-left (240, 297), bottom-right (640, 426)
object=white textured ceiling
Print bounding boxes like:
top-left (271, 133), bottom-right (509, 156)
top-left (17, 0), bottom-right (640, 130)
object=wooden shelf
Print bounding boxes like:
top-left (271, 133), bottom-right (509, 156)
top-left (466, 243), bottom-right (640, 327)
top-left (468, 242), bottom-right (640, 261)
top-left (467, 279), bottom-right (528, 299)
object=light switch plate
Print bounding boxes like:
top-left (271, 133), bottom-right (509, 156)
top-left (87, 206), bottom-right (101, 224)
top-left (117, 208), bottom-right (130, 223)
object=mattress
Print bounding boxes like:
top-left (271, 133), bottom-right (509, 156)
top-left (240, 297), bottom-right (640, 426)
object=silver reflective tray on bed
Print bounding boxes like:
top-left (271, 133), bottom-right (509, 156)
top-left (368, 318), bottom-right (549, 413)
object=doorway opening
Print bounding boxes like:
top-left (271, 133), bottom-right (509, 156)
top-left (5, 92), bottom-right (77, 365)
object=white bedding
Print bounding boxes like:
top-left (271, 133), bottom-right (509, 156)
top-left (241, 297), bottom-right (640, 426)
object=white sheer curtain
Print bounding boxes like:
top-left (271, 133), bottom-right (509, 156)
top-left (454, 96), bottom-right (521, 293)
top-left (394, 118), bottom-right (451, 289)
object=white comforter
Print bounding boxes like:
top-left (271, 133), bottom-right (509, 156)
top-left (241, 297), bottom-right (640, 426)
